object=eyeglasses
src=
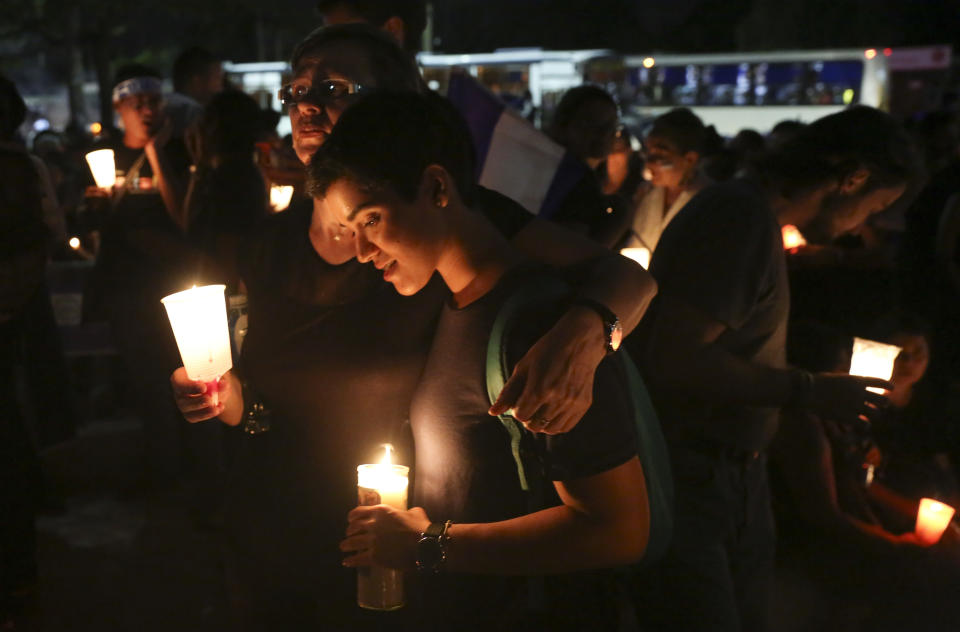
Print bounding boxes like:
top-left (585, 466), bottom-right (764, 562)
top-left (278, 79), bottom-right (366, 106)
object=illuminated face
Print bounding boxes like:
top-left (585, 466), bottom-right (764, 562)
top-left (890, 332), bottom-right (930, 389)
top-left (806, 182), bottom-right (907, 242)
top-left (288, 42), bottom-right (378, 164)
top-left (324, 177), bottom-right (446, 296)
top-left (643, 135), bottom-right (695, 189)
top-left (115, 92), bottom-right (163, 142)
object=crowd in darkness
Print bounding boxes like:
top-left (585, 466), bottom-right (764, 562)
top-left (3, 1), bottom-right (960, 630)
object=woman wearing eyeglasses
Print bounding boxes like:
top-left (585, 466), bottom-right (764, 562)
top-left (620, 108), bottom-right (711, 256)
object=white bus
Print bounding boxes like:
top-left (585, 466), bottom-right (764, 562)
top-left (615, 48), bottom-right (890, 136)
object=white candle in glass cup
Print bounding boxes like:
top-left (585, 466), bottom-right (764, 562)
top-left (915, 498), bottom-right (955, 546)
top-left (849, 337), bottom-right (902, 395)
top-left (161, 284), bottom-right (233, 405)
top-left (85, 149), bottom-right (117, 190)
top-left (356, 444), bottom-right (409, 611)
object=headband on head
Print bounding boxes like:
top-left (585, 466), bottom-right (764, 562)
top-left (112, 77), bottom-right (163, 103)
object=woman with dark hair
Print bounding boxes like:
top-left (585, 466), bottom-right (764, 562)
top-left (619, 107), bottom-right (711, 255)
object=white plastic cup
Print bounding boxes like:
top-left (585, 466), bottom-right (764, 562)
top-left (916, 498), bottom-right (956, 545)
top-left (85, 149), bottom-right (117, 189)
top-left (850, 337), bottom-right (902, 394)
top-left (161, 285), bottom-right (232, 404)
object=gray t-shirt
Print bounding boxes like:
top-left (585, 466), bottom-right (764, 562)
top-left (410, 265), bottom-right (638, 628)
top-left (630, 180), bottom-right (789, 452)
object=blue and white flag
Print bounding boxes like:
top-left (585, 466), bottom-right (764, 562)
top-left (446, 72), bottom-right (587, 219)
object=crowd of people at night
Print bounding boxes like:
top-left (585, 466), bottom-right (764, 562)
top-left (3, 1), bottom-right (960, 630)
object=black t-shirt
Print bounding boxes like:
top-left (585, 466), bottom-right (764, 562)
top-left (221, 189), bottom-right (538, 626)
top-left (409, 265), bottom-right (638, 628)
top-left (87, 137), bottom-right (196, 309)
top-left (630, 180), bottom-right (789, 452)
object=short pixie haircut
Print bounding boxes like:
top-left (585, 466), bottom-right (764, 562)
top-left (289, 23), bottom-right (422, 94)
top-left (306, 91), bottom-right (476, 207)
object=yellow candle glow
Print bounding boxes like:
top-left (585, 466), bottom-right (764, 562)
top-left (356, 444), bottom-right (409, 611)
top-left (620, 246), bottom-right (651, 270)
top-left (781, 224), bottom-right (807, 251)
top-left (270, 185), bottom-right (294, 212)
top-left (915, 498), bottom-right (955, 545)
top-left (849, 337), bottom-right (902, 394)
top-left (85, 149), bottom-right (117, 189)
top-left (68, 237), bottom-right (81, 250)
top-left (161, 285), bottom-right (233, 404)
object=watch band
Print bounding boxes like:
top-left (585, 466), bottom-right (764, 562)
top-left (416, 520), bottom-right (452, 574)
top-left (571, 298), bottom-right (622, 354)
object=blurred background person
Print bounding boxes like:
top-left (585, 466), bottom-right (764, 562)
top-left (547, 84), bottom-right (630, 247)
top-left (185, 89), bottom-right (270, 293)
top-left (0, 73), bottom-right (49, 629)
top-left (84, 63), bottom-right (201, 494)
top-left (166, 46), bottom-right (224, 139)
top-left (618, 107), bottom-right (711, 255)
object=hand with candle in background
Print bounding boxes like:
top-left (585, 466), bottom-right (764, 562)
top-left (171, 368), bottom-right (243, 426)
top-left (805, 373), bottom-right (893, 425)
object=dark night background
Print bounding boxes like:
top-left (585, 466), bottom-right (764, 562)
top-left (2, 0), bottom-right (960, 77)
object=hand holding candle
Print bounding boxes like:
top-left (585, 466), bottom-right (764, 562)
top-left (916, 498), bottom-right (956, 546)
top-left (354, 444), bottom-right (410, 611)
top-left (161, 285), bottom-right (233, 406)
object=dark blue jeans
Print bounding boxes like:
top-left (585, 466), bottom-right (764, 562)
top-left (634, 443), bottom-right (776, 632)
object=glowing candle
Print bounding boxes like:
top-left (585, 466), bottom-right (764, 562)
top-left (620, 246), bottom-right (651, 270)
top-left (270, 185), bottom-right (294, 212)
top-left (85, 149), bottom-right (117, 190)
top-left (781, 224), bottom-right (807, 251)
top-left (849, 337), bottom-right (902, 394)
top-left (915, 498), bottom-right (955, 545)
top-left (356, 444), bottom-right (409, 611)
top-left (68, 237), bottom-right (81, 250)
top-left (161, 285), bottom-right (232, 405)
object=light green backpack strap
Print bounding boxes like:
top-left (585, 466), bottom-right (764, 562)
top-left (486, 290), bottom-right (532, 491)
top-left (485, 278), bottom-right (571, 492)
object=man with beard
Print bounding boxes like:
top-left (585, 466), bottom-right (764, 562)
top-left (629, 106), bottom-right (914, 632)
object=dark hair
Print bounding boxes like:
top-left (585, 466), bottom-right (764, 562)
top-left (173, 46), bottom-right (219, 92)
top-left (0, 74), bottom-right (27, 140)
top-left (873, 311), bottom-right (933, 346)
top-left (289, 23), bottom-right (422, 93)
top-left (550, 84), bottom-right (616, 132)
top-left (761, 106), bottom-right (916, 200)
top-left (198, 90), bottom-right (262, 157)
top-left (316, 0), bottom-right (426, 53)
top-left (647, 107), bottom-right (708, 154)
top-left (306, 91), bottom-right (476, 206)
top-left (113, 63), bottom-right (161, 88)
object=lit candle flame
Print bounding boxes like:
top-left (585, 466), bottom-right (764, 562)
top-left (781, 224), bottom-right (807, 251)
top-left (380, 443), bottom-right (394, 466)
top-left (69, 237), bottom-right (81, 250)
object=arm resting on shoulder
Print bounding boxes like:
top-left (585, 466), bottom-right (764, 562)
top-left (493, 217), bottom-right (657, 432)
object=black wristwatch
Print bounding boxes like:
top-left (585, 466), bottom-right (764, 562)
top-left (572, 298), bottom-right (622, 354)
top-left (416, 520), bottom-right (451, 574)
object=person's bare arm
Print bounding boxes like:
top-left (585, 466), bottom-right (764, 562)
top-left (341, 456), bottom-right (649, 574)
top-left (644, 294), bottom-right (890, 423)
top-left (490, 217), bottom-right (657, 433)
top-left (774, 408), bottom-right (920, 551)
